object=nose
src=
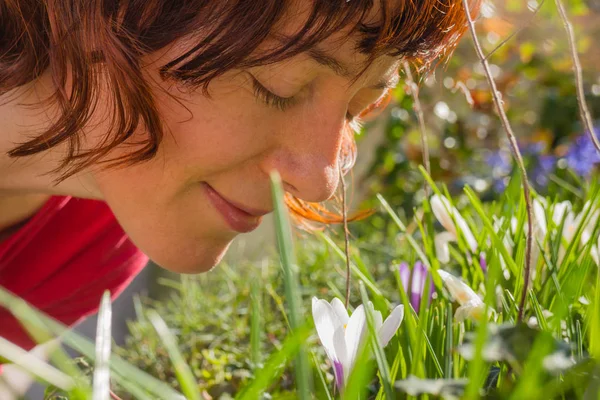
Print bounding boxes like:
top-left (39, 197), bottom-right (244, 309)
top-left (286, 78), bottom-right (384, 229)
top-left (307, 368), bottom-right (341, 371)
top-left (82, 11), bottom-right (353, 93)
top-left (259, 107), bottom-right (347, 203)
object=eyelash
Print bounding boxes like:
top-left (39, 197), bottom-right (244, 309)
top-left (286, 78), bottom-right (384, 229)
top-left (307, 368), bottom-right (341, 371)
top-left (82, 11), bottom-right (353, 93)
top-left (249, 74), bottom-right (362, 126)
top-left (250, 76), bottom-right (297, 112)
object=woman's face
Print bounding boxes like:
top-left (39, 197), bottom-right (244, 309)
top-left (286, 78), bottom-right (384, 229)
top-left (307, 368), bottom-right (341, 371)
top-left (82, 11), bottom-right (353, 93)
top-left (92, 18), bottom-right (400, 273)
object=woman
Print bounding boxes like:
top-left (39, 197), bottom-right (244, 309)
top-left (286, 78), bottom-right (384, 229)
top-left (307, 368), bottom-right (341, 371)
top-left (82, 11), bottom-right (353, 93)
top-left (0, 0), bottom-right (477, 349)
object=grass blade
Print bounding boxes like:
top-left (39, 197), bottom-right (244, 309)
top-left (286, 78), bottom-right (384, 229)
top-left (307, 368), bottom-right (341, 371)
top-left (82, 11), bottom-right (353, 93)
top-left (0, 337), bottom-right (74, 391)
top-left (93, 291), bottom-right (112, 400)
top-left (236, 324), bottom-right (312, 400)
top-left (0, 286), bottom-right (186, 400)
top-left (147, 310), bottom-right (200, 400)
top-left (270, 171), bottom-right (311, 400)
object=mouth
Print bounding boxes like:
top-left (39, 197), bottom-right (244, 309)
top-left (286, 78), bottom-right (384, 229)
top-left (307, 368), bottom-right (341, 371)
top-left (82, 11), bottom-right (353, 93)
top-left (202, 182), bottom-right (268, 233)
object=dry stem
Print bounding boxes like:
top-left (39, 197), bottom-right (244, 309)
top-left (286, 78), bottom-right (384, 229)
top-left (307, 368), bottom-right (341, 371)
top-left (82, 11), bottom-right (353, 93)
top-left (462, 0), bottom-right (534, 322)
top-left (339, 165), bottom-right (352, 308)
top-left (403, 61), bottom-right (432, 192)
top-left (555, 0), bottom-right (600, 153)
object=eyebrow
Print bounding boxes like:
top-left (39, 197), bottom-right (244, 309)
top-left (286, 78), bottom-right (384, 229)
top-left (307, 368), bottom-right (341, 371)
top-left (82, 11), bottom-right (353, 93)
top-left (307, 48), bottom-right (355, 78)
top-left (307, 48), bottom-right (400, 90)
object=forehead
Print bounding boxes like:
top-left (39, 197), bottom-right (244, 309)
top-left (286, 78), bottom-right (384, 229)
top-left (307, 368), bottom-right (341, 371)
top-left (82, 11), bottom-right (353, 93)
top-left (260, 1), bottom-right (401, 79)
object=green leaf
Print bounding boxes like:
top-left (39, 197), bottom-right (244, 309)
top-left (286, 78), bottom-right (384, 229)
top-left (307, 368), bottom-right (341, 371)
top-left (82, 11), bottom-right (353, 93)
top-left (270, 171), bottom-right (312, 400)
top-left (148, 310), bottom-right (201, 400)
top-left (92, 291), bottom-right (112, 400)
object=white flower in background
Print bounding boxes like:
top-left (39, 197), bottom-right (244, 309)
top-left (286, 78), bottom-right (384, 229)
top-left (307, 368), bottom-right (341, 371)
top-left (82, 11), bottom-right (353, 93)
top-left (552, 200), bottom-right (572, 227)
top-left (437, 270), bottom-right (486, 322)
top-left (591, 234), bottom-right (600, 267)
top-left (312, 297), bottom-right (404, 390)
top-left (533, 198), bottom-right (548, 240)
top-left (554, 201), bottom-right (599, 264)
top-left (431, 195), bottom-right (478, 263)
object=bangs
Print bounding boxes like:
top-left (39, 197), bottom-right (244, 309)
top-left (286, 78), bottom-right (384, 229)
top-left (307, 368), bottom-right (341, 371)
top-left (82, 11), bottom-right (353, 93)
top-left (160, 0), bottom-right (480, 88)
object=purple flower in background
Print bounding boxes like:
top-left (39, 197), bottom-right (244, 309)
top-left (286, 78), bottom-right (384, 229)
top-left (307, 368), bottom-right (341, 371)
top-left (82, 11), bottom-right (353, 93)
top-left (487, 150), bottom-right (512, 176)
top-left (479, 253), bottom-right (487, 273)
top-left (520, 141), bottom-right (545, 156)
top-left (399, 261), bottom-right (435, 311)
top-left (531, 154), bottom-right (556, 187)
top-left (566, 129), bottom-right (600, 178)
top-left (486, 150), bottom-right (512, 193)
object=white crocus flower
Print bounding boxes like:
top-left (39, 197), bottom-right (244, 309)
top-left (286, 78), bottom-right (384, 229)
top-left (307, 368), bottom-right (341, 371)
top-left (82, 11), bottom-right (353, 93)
top-left (533, 198), bottom-right (548, 240)
top-left (431, 195), bottom-right (478, 263)
top-left (557, 201), bottom-right (599, 264)
top-left (312, 297), bottom-right (404, 390)
top-left (437, 270), bottom-right (486, 322)
top-left (552, 200), bottom-right (572, 227)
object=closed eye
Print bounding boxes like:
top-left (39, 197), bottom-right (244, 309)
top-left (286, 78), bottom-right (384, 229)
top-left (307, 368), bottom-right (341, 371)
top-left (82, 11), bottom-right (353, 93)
top-left (249, 74), bottom-right (297, 111)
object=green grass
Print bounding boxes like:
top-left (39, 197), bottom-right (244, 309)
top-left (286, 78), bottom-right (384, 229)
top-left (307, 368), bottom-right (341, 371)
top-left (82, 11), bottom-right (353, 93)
top-left (0, 172), bottom-right (599, 399)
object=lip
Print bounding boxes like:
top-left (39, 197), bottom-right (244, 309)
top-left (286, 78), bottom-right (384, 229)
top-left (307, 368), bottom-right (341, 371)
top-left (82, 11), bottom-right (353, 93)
top-left (202, 183), bottom-right (267, 233)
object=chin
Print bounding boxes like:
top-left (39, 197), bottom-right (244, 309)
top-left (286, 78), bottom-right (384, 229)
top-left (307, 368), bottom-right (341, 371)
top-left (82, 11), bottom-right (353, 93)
top-left (148, 241), bottom-right (233, 274)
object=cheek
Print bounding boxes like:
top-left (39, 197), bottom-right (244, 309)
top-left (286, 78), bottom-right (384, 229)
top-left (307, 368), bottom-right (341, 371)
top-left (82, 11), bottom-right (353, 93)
top-left (153, 82), bottom-right (271, 176)
top-left (94, 165), bottom-right (237, 273)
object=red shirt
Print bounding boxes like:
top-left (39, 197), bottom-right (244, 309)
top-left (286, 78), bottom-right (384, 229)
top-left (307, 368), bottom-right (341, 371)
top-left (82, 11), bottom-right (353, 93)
top-left (0, 196), bottom-right (148, 350)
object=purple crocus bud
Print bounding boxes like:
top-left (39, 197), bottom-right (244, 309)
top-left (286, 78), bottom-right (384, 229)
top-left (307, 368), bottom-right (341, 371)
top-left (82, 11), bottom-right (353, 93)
top-left (479, 253), bottom-right (487, 273)
top-left (398, 261), bottom-right (434, 312)
top-left (399, 262), bottom-right (411, 293)
top-left (411, 261), bottom-right (427, 311)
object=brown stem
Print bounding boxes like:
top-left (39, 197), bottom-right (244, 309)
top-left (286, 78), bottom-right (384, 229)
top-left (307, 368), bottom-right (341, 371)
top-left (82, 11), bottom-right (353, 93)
top-left (462, 0), bottom-right (534, 322)
top-left (110, 390), bottom-right (124, 400)
top-left (339, 164), bottom-right (352, 308)
top-left (555, 0), bottom-right (600, 153)
top-left (403, 61), bottom-right (431, 197)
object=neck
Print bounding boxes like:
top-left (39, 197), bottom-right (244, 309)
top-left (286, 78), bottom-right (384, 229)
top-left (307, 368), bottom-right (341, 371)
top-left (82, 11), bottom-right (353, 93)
top-left (0, 71), bottom-right (102, 200)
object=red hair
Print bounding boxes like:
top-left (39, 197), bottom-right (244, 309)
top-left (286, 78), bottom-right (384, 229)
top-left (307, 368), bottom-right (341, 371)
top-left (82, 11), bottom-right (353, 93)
top-left (0, 0), bottom-right (479, 223)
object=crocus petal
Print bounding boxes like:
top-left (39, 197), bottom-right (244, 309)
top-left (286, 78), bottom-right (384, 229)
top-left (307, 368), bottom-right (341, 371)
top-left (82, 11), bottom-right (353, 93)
top-left (332, 326), bottom-right (349, 383)
top-left (399, 262), bottom-right (411, 293)
top-left (431, 195), bottom-right (457, 235)
top-left (333, 360), bottom-right (345, 392)
top-left (552, 201), bottom-right (572, 227)
top-left (312, 297), bottom-right (341, 363)
top-left (582, 209), bottom-right (599, 247)
top-left (368, 302), bottom-right (384, 332)
top-left (562, 212), bottom-right (577, 243)
top-left (437, 270), bottom-right (480, 306)
top-left (379, 305), bottom-right (404, 346)
top-left (411, 262), bottom-right (427, 310)
top-left (533, 198), bottom-right (547, 239)
top-left (344, 305), bottom-right (367, 373)
top-left (330, 297), bottom-right (350, 327)
top-left (431, 195), bottom-right (478, 253)
top-left (454, 299), bottom-right (485, 322)
top-left (434, 232), bottom-right (455, 264)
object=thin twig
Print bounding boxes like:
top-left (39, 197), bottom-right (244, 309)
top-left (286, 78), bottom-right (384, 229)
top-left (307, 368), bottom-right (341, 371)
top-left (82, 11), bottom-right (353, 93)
top-left (462, 0), bottom-right (534, 323)
top-left (110, 390), bottom-right (124, 400)
top-left (483, 0), bottom-right (546, 61)
top-left (339, 165), bottom-right (352, 308)
top-left (403, 61), bottom-right (431, 196)
top-left (555, 0), bottom-right (600, 153)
